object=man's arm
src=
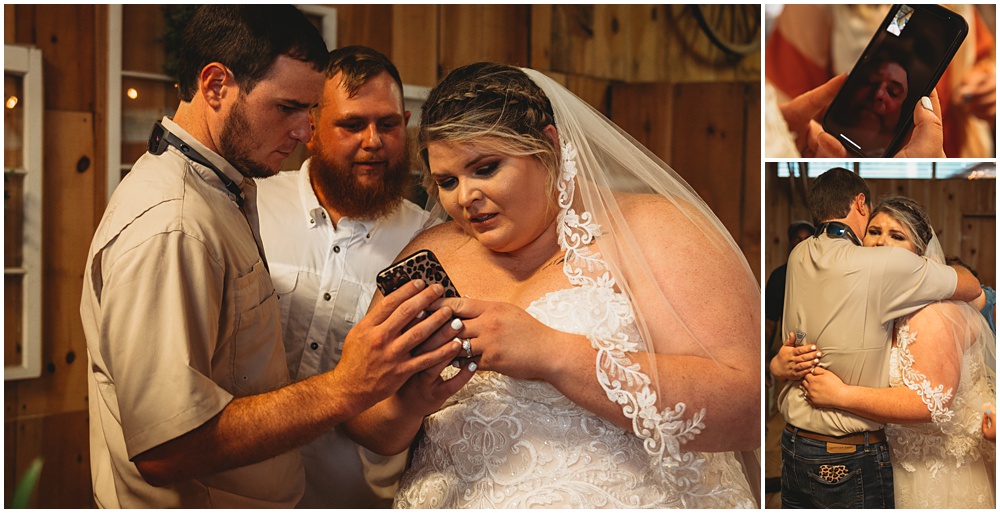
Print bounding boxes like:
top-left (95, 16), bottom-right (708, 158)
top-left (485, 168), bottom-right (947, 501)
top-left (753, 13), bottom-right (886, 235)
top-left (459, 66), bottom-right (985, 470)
top-left (948, 264), bottom-right (982, 302)
top-left (133, 281), bottom-right (462, 486)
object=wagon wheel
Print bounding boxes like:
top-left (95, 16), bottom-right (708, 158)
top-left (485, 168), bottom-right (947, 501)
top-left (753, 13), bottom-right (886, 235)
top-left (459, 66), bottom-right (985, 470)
top-left (690, 4), bottom-right (761, 57)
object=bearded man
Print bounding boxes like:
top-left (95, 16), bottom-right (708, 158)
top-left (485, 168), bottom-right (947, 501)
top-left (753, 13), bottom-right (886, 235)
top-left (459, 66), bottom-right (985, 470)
top-left (257, 45), bottom-right (435, 508)
top-left (80, 8), bottom-right (464, 507)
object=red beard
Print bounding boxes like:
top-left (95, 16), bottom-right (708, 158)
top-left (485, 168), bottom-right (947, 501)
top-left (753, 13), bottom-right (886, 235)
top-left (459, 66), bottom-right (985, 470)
top-left (308, 147), bottom-right (412, 221)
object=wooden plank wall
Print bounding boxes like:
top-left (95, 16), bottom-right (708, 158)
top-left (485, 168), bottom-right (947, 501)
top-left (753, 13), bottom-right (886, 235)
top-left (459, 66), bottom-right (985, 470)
top-left (764, 165), bottom-right (997, 290)
top-left (4, 4), bottom-right (760, 507)
top-left (5, 4), bottom-right (103, 508)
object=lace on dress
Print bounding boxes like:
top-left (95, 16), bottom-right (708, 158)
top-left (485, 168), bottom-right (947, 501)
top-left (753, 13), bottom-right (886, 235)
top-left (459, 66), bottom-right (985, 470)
top-left (886, 302), bottom-right (995, 507)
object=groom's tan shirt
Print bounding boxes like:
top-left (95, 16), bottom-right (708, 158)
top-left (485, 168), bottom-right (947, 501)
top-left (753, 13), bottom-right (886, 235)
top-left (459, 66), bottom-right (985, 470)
top-left (778, 232), bottom-right (957, 436)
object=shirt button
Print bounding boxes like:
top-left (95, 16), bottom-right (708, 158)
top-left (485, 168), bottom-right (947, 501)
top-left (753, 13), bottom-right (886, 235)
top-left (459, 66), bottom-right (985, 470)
top-left (333, 246), bottom-right (341, 253)
top-left (323, 292), bottom-right (332, 301)
top-left (310, 342), bottom-right (319, 350)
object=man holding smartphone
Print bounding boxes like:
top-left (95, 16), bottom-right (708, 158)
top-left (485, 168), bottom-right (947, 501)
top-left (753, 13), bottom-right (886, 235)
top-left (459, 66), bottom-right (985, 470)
top-left (257, 46), bottom-right (446, 507)
top-left (80, 9), bottom-right (462, 507)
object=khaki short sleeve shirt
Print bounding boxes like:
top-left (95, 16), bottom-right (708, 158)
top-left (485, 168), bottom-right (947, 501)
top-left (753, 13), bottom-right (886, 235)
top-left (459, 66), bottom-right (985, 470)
top-left (778, 233), bottom-right (958, 436)
top-left (80, 118), bottom-right (303, 507)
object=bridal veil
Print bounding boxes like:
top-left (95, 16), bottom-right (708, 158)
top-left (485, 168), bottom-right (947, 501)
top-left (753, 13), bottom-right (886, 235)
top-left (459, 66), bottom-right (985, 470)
top-left (521, 68), bottom-right (761, 506)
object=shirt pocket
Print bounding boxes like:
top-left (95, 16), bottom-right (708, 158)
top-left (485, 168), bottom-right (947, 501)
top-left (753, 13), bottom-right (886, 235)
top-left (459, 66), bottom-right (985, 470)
top-left (231, 260), bottom-right (288, 395)
top-left (270, 263), bottom-right (299, 328)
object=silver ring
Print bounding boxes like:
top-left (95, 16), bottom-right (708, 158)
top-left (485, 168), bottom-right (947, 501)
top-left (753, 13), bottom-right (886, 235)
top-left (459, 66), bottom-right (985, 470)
top-left (461, 338), bottom-right (473, 359)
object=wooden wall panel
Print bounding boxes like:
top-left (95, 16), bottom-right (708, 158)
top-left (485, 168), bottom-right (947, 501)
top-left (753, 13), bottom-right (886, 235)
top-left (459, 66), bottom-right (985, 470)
top-left (438, 5), bottom-right (530, 77)
top-left (121, 5), bottom-right (167, 74)
top-left (559, 73), bottom-right (612, 117)
top-left (13, 411), bottom-right (92, 508)
top-left (16, 5), bottom-right (97, 112)
top-left (551, 5), bottom-right (621, 81)
top-left (624, 5), bottom-right (671, 83)
top-left (391, 5), bottom-right (438, 87)
top-left (4, 414), bottom-right (16, 506)
top-left (15, 112), bottom-right (94, 418)
top-left (333, 4), bottom-right (393, 57)
top-left (742, 81), bottom-right (762, 281)
top-left (610, 82), bottom-right (674, 164)
top-left (7, 6), bottom-right (101, 507)
top-left (962, 216), bottom-right (996, 288)
top-left (550, 5), bottom-right (760, 84)
top-left (529, 4), bottom-right (553, 70)
top-left (670, 82), bottom-right (755, 263)
top-left (4, 5), bottom-right (15, 44)
top-left (765, 172), bottom-right (997, 289)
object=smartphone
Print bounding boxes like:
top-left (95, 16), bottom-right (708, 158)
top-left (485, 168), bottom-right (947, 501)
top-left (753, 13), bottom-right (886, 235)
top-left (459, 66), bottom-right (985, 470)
top-left (822, 5), bottom-right (968, 157)
top-left (376, 249), bottom-right (461, 298)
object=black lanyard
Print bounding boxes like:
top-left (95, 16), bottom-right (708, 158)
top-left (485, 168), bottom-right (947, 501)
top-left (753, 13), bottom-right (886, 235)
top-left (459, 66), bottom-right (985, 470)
top-left (146, 121), bottom-right (268, 271)
top-left (815, 221), bottom-right (862, 246)
top-left (147, 121), bottom-right (245, 208)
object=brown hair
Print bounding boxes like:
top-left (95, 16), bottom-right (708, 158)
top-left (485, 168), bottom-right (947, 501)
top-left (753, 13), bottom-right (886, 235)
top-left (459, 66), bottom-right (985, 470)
top-left (325, 45), bottom-right (403, 99)
top-left (418, 62), bottom-right (559, 198)
top-left (808, 167), bottom-right (872, 225)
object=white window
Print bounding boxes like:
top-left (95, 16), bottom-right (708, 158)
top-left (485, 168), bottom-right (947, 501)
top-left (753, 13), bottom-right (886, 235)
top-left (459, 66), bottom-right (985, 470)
top-left (5, 44), bottom-right (44, 380)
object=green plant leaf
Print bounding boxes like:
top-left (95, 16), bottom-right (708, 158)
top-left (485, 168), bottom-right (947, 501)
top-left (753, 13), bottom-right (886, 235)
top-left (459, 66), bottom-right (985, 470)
top-left (10, 457), bottom-right (44, 508)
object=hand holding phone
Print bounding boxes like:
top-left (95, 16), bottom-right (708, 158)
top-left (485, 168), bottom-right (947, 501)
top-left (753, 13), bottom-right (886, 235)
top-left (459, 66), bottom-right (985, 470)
top-left (377, 249), bottom-right (460, 298)
top-left (822, 4), bottom-right (968, 157)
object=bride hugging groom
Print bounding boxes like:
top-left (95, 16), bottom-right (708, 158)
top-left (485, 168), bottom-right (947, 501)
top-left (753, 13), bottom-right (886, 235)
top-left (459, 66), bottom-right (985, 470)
top-left (771, 167), bottom-right (996, 509)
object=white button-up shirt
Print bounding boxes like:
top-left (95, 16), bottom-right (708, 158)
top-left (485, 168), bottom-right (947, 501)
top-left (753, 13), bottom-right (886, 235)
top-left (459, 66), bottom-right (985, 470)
top-left (257, 158), bottom-right (434, 507)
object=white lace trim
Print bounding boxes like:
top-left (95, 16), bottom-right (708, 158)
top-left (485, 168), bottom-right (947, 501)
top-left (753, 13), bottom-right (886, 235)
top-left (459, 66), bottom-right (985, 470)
top-left (888, 321), bottom-right (994, 480)
top-left (555, 140), bottom-right (708, 479)
top-left (896, 324), bottom-right (954, 425)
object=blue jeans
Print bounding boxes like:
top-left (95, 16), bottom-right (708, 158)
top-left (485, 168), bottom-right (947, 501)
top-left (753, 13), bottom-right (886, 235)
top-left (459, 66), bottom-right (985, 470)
top-left (780, 427), bottom-right (894, 509)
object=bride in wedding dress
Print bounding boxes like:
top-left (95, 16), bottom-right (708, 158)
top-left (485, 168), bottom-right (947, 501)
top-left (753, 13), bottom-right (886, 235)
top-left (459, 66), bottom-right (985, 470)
top-left (344, 62), bottom-right (760, 508)
top-left (783, 196), bottom-right (996, 508)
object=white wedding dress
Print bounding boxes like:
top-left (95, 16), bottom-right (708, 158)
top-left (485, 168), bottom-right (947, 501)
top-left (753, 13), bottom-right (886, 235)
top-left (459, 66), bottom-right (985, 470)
top-left (886, 312), bottom-right (996, 509)
top-left (394, 286), bottom-right (757, 508)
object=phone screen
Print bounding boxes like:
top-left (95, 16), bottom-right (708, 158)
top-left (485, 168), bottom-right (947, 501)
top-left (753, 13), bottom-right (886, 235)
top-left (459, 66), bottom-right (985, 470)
top-left (823, 5), bottom-right (968, 157)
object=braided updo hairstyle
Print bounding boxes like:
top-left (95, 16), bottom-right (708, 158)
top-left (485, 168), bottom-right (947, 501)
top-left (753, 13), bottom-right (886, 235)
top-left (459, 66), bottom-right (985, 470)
top-left (871, 195), bottom-right (934, 256)
top-left (418, 63), bottom-right (560, 198)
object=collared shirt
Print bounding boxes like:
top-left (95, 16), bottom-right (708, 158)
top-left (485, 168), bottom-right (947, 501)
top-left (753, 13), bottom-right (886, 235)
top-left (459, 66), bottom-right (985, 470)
top-left (80, 117), bottom-right (303, 508)
top-left (257, 158), bottom-right (434, 507)
top-left (777, 233), bottom-right (958, 436)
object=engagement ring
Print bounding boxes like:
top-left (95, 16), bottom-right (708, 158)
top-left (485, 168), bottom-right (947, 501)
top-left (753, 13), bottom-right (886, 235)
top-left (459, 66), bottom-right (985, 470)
top-left (461, 338), bottom-right (473, 358)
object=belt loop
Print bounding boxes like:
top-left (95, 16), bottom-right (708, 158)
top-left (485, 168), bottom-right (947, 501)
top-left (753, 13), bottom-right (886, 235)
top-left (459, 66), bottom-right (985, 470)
top-left (864, 430), bottom-right (870, 451)
top-left (791, 427), bottom-right (798, 442)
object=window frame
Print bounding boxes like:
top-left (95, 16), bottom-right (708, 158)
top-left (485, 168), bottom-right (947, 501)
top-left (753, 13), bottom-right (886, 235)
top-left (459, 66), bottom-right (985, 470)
top-left (5, 44), bottom-right (45, 381)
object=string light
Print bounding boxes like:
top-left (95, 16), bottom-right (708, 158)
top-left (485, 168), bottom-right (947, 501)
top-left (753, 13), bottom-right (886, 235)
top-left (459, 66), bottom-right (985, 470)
top-left (5, 96), bottom-right (18, 109)
top-left (126, 88), bottom-right (139, 100)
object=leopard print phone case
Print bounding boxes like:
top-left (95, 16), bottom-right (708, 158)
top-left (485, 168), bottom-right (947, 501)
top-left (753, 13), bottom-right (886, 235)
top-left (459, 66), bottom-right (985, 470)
top-left (376, 249), bottom-right (461, 298)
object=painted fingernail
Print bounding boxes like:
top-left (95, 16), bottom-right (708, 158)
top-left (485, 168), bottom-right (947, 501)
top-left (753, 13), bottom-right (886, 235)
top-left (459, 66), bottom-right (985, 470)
top-left (816, 351), bottom-right (822, 357)
top-left (813, 359), bottom-right (819, 364)
top-left (451, 360), bottom-right (460, 368)
top-left (811, 345), bottom-right (816, 350)
top-left (450, 318), bottom-right (463, 330)
top-left (415, 310), bottom-right (426, 320)
top-left (920, 96), bottom-right (933, 112)
top-left (468, 362), bottom-right (477, 372)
